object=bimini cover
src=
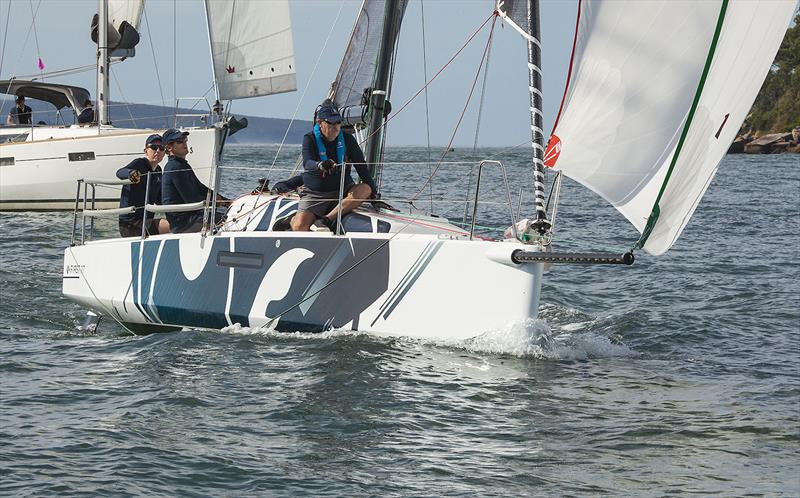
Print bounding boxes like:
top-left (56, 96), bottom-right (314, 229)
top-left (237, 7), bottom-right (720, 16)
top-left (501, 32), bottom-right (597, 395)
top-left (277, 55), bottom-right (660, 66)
top-left (544, 0), bottom-right (796, 255)
top-left (0, 79), bottom-right (91, 111)
top-left (205, 0), bottom-right (297, 100)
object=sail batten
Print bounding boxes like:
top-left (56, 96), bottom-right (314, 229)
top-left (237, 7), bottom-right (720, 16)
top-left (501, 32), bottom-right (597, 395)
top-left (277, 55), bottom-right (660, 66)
top-left (205, 0), bottom-right (297, 101)
top-left (545, 0), bottom-right (796, 255)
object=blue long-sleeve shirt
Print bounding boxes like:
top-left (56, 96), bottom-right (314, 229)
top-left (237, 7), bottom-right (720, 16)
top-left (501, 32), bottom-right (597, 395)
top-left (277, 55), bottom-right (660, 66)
top-left (301, 131), bottom-right (376, 193)
top-left (116, 157), bottom-right (161, 224)
top-left (161, 155), bottom-right (211, 232)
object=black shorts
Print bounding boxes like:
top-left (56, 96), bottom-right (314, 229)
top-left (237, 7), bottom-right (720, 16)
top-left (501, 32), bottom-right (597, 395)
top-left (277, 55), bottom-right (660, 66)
top-left (119, 218), bottom-right (160, 238)
top-left (297, 185), bottom-right (358, 218)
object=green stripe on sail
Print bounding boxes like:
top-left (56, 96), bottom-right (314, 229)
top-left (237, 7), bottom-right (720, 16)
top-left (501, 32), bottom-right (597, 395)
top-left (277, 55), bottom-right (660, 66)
top-left (637, 0), bottom-right (729, 250)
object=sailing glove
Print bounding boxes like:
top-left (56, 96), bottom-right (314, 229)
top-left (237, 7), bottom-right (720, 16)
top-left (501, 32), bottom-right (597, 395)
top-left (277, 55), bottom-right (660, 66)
top-left (318, 159), bottom-right (337, 177)
top-left (128, 170), bottom-right (141, 184)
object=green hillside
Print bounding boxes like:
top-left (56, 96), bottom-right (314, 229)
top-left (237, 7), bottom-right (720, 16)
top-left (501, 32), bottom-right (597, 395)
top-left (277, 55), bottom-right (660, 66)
top-left (744, 13), bottom-right (799, 135)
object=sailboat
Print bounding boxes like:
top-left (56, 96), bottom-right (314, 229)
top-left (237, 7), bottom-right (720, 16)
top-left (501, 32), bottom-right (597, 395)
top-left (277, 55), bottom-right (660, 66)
top-left (0, 0), bottom-right (263, 210)
top-left (61, 0), bottom-right (796, 339)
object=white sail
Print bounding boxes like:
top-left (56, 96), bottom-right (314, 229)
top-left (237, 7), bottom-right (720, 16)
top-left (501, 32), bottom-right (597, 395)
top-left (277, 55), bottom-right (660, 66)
top-left (204, 0), bottom-right (297, 101)
top-left (108, 0), bottom-right (143, 30)
top-left (545, 0), bottom-right (797, 255)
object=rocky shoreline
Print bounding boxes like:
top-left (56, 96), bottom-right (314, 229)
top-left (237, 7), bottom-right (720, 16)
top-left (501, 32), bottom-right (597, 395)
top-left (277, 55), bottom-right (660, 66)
top-left (728, 129), bottom-right (800, 154)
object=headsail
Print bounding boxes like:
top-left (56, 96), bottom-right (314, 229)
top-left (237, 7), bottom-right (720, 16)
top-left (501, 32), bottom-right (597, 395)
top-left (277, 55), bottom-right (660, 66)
top-left (330, 0), bottom-right (409, 110)
top-left (545, 0), bottom-right (796, 255)
top-left (204, 0), bottom-right (297, 101)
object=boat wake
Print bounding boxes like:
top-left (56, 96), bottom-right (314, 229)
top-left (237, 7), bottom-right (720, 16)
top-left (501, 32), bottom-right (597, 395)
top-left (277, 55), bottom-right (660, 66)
top-left (219, 309), bottom-right (638, 361)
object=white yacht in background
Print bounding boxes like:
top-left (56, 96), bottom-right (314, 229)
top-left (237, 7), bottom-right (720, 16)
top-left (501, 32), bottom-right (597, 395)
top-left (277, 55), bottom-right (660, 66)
top-left (0, 0), bottom-right (233, 211)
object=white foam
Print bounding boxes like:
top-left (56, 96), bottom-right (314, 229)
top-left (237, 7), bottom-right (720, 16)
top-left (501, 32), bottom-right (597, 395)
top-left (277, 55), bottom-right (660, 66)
top-left (219, 318), bottom-right (637, 360)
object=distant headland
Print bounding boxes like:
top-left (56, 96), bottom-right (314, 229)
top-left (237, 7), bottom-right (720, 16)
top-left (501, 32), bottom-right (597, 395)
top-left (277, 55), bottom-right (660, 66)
top-left (731, 13), bottom-right (799, 154)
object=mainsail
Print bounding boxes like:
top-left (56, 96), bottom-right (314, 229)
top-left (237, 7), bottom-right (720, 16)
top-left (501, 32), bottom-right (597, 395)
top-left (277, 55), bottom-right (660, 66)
top-left (91, 0), bottom-right (143, 57)
top-left (330, 0), bottom-right (409, 110)
top-left (545, 0), bottom-right (796, 255)
top-left (204, 0), bottom-right (297, 101)
top-left (108, 0), bottom-right (143, 31)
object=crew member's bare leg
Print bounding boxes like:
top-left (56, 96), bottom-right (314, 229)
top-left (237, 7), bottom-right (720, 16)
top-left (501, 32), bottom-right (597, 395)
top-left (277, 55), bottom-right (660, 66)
top-left (324, 183), bottom-right (372, 224)
top-left (291, 210), bottom-right (317, 231)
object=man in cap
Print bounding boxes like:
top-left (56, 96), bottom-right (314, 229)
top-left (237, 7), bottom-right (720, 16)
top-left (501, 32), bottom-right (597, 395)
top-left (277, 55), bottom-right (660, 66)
top-left (6, 95), bottom-right (32, 125)
top-left (160, 128), bottom-right (229, 233)
top-left (116, 134), bottom-right (170, 237)
top-left (291, 99), bottom-right (377, 232)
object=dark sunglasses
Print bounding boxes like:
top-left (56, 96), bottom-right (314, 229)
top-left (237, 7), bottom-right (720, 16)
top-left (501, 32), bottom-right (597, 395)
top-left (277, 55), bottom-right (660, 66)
top-left (323, 120), bottom-right (341, 126)
top-left (147, 144), bottom-right (165, 151)
top-left (173, 139), bottom-right (187, 144)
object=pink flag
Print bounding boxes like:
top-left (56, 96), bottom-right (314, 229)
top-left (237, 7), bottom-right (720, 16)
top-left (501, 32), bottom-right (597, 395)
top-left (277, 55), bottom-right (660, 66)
top-left (37, 58), bottom-right (45, 70)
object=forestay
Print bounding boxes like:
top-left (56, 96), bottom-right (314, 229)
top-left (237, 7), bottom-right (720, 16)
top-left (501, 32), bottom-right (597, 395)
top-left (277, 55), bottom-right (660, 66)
top-left (204, 0), bottom-right (297, 101)
top-left (545, 0), bottom-right (796, 255)
top-left (331, 0), bottom-right (409, 109)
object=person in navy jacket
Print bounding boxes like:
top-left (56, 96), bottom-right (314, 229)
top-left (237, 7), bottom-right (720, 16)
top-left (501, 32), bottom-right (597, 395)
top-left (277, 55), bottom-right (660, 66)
top-left (116, 134), bottom-right (170, 237)
top-left (290, 100), bottom-right (376, 232)
top-left (160, 128), bottom-right (229, 233)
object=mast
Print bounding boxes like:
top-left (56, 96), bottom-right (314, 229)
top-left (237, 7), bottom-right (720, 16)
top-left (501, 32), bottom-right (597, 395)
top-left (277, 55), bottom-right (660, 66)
top-left (96, 0), bottom-right (110, 125)
top-left (526, 0), bottom-right (550, 234)
top-left (364, 0), bottom-right (403, 180)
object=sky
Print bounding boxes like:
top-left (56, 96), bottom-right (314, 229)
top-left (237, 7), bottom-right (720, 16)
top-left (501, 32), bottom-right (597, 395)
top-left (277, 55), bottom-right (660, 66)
top-left (0, 0), bottom-right (578, 146)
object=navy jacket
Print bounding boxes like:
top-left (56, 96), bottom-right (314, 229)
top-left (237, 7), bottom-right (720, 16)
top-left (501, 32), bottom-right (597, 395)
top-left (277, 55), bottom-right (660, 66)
top-left (301, 131), bottom-right (376, 193)
top-left (161, 156), bottom-right (210, 232)
top-left (77, 108), bottom-right (95, 124)
top-left (9, 105), bottom-right (32, 125)
top-left (116, 157), bottom-right (161, 223)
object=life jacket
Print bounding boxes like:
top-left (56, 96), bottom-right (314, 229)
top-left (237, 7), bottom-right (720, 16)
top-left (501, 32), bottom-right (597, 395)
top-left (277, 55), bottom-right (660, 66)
top-left (313, 123), bottom-right (345, 164)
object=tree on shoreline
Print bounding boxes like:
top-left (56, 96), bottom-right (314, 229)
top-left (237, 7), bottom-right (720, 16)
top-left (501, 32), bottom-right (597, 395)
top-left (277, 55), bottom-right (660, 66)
top-left (744, 12), bottom-right (799, 135)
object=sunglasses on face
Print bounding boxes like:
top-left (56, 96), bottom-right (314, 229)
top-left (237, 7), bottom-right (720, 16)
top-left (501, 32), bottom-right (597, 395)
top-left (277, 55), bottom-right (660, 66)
top-left (323, 120), bottom-right (341, 126)
top-left (173, 139), bottom-right (187, 144)
top-left (147, 144), bottom-right (165, 151)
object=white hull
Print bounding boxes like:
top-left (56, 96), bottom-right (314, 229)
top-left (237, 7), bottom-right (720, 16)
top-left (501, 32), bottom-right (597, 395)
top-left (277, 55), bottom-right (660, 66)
top-left (0, 125), bottom-right (223, 210)
top-left (62, 196), bottom-right (544, 340)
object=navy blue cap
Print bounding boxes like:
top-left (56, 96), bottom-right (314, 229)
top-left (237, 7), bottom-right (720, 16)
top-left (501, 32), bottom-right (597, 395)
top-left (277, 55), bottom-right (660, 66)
top-left (317, 104), bottom-right (342, 124)
top-left (162, 128), bottom-right (189, 144)
top-left (145, 133), bottom-right (162, 145)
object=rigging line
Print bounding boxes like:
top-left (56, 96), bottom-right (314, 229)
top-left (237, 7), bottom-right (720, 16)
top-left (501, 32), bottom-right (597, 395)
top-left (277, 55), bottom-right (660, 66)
top-left (0, 0), bottom-right (11, 78)
top-left (111, 72), bottom-right (137, 127)
top-left (411, 13), bottom-right (498, 202)
top-left (12, 0), bottom-right (41, 69)
top-left (28, 0), bottom-right (43, 79)
top-left (262, 0), bottom-right (346, 184)
top-left (172, 0), bottom-right (176, 106)
top-left (142, 5), bottom-right (167, 117)
top-left (0, 0), bottom-right (12, 119)
top-left (356, 11), bottom-right (496, 149)
top-left (66, 246), bottom-right (140, 337)
top-left (261, 222), bottom-right (418, 329)
top-left (463, 19), bottom-right (494, 224)
top-left (17, 62), bottom-right (99, 80)
top-left (420, 0), bottom-right (434, 214)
